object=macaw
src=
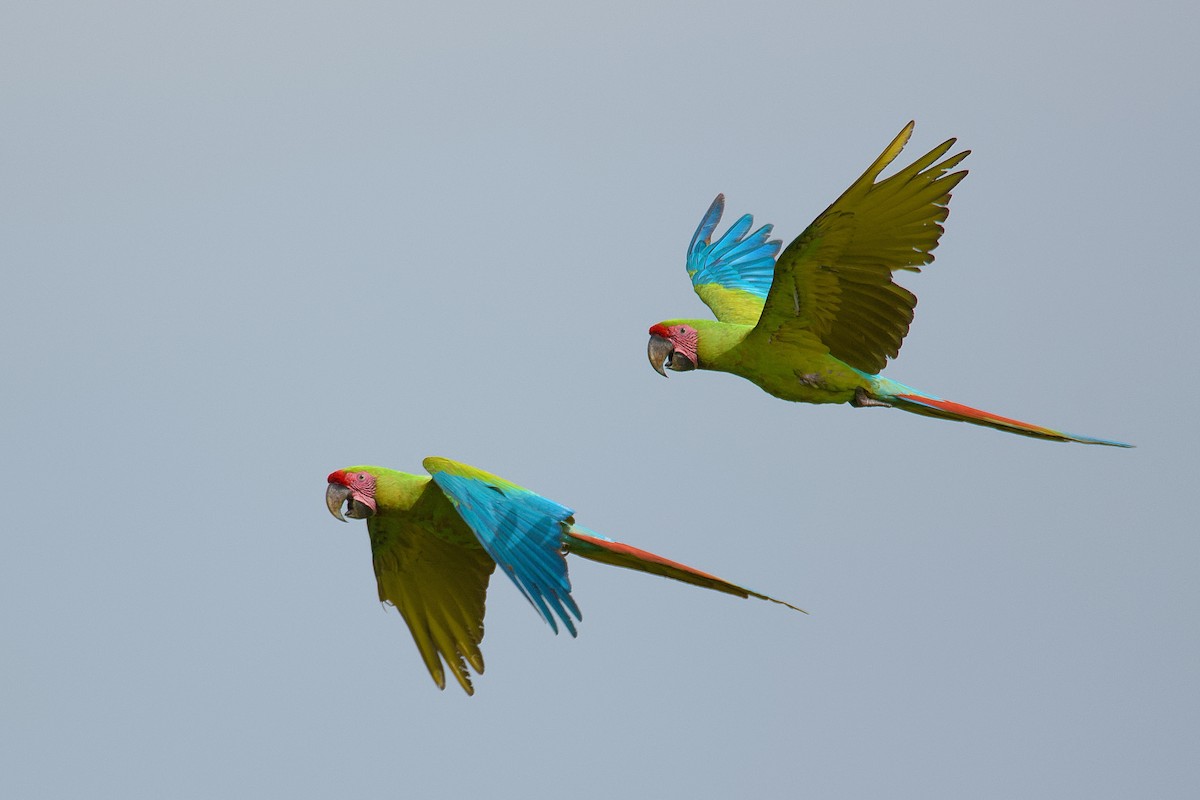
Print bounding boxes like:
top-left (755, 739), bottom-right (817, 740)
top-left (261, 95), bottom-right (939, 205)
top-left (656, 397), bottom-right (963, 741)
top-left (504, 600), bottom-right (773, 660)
top-left (325, 458), bottom-right (802, 694)
top-left (647, 122), bottom-right (1130, 447)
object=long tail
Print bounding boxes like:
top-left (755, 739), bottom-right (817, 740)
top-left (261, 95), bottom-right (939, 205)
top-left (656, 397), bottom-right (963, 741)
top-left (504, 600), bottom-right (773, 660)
top-left (563, 526), bottom-right (806, 613)
top-left (871, 379), bottom-right (1132, 447)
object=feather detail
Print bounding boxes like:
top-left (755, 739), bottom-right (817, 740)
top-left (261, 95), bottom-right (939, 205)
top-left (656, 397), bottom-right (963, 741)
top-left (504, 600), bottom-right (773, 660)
top-left (686, 194), bottom-right (782, 324)
top-left (424, 458), bottom-right (582, 635)
top-left (565, 526), bottom-right (805, 612)
top-left (879, 388), bottom-right (1132, 447)
top-left (753, 122), bottom-right (970, 374)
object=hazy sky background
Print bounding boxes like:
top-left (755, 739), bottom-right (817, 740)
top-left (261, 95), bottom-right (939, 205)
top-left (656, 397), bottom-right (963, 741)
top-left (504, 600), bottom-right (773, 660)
top-left (3, 2), bottom-right (1196, 797)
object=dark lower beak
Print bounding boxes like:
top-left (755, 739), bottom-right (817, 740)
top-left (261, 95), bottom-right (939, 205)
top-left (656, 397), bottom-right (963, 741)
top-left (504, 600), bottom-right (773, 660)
top-left (669, 352), bottom-right (696, 372)
top-left (648, 334), bottom-right (674, 377)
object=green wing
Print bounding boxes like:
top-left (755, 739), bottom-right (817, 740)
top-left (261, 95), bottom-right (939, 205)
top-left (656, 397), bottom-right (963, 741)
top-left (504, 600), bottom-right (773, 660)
top-left (367, 513), bottom-right (495, 695)
top-left (751, 122), bottom-right (969, 374)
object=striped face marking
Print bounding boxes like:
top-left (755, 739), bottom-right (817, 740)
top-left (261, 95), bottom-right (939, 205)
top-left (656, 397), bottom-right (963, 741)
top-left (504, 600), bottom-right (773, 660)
top-left (648, 323), bottom-right (699, 374)
top-left (327, 469), bottom-right (378, 518)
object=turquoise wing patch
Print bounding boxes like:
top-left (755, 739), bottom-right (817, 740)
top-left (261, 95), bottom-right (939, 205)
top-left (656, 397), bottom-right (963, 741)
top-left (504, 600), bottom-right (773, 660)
top-left (686, 194), bottom-right (781, 323)
top-left (427, 462), bottom-right (582, 636)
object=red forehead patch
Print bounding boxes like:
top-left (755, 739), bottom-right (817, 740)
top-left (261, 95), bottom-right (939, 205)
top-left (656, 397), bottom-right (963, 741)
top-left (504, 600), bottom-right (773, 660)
top-left (649, 322), bottom-right (672, 337)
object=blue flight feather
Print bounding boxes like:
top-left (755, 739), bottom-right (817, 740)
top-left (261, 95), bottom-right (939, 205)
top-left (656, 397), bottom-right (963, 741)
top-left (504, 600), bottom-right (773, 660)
top-left (431, 473), bottom-right (582, 636)
top-left (686, 194), bottom-right (781, 300)
top-left (709, 214), bottom-right (755, 259)
top-left (687, 194), bottom-right (725, 261)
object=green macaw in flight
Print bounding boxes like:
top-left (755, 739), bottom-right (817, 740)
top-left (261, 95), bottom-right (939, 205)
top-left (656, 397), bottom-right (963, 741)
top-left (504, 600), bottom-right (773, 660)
top-left (647, 122), bottom-right (1129, 446)
top-left (326, 458), bottom-right (802, 694)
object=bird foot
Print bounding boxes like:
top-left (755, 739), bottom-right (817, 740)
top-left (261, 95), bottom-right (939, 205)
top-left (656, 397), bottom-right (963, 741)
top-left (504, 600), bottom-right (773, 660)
top-left (852, 387), bottom-right (892, 408)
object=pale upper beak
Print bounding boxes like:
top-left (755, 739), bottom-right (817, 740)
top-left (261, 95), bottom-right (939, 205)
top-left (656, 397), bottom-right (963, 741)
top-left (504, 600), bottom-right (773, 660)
top-left (647, 334), bottom-right (674, 377)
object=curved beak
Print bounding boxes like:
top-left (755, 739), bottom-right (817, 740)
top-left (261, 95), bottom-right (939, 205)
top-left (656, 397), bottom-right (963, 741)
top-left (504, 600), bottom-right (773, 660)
top-left (326, 482), bottom-right (352, 522)
top-left (647, 334), bottom-right (674, 377)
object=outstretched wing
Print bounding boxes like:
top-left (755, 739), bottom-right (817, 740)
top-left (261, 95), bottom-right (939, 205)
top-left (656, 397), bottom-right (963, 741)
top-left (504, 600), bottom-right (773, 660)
top-left (686, 194), bottom-right (782, 324)
top-left (751, 122), bottom-right (969, 374)
top-left (367, 513), bottom-right (495, 695)
top-left (423, 457), bottom-right (582, 637)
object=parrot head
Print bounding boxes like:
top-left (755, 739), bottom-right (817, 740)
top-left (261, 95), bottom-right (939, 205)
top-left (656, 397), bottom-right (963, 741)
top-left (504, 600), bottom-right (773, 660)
top-left (647, 322), bottom-right (699, 377)
top-left (326, 469), bottom-right (378, 521)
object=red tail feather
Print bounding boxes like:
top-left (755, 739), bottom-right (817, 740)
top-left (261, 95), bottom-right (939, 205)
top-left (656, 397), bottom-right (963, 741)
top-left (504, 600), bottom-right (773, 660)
top-left (892, 393), bottom-right (1131, 447)
top-left (565, 529), bottom-right (806, 612)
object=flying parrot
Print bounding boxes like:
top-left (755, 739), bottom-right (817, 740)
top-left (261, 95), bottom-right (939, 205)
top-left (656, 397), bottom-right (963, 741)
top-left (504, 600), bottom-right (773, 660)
top-left (646, 121), bottom-right (1130, 447)
top-left (325, 458), bottom-right (802, 694)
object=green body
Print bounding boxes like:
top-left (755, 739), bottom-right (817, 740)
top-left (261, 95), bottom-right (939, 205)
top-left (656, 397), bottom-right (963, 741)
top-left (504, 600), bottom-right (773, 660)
top-left (341, 465), bottom-right (496, 694)
top-left (683, 319), bottom-right (868, 404)
top-left (351, 466), bottom-right (479, 547)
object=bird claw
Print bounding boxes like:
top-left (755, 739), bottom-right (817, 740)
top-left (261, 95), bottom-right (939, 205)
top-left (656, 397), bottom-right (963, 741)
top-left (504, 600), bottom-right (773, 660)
top-left (852, 387), bottom-right (891, 408)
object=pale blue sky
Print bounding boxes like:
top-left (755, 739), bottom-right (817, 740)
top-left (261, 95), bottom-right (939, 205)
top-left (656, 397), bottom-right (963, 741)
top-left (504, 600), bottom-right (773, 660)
top-left (2, 2), bottom-right (1197, 798)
